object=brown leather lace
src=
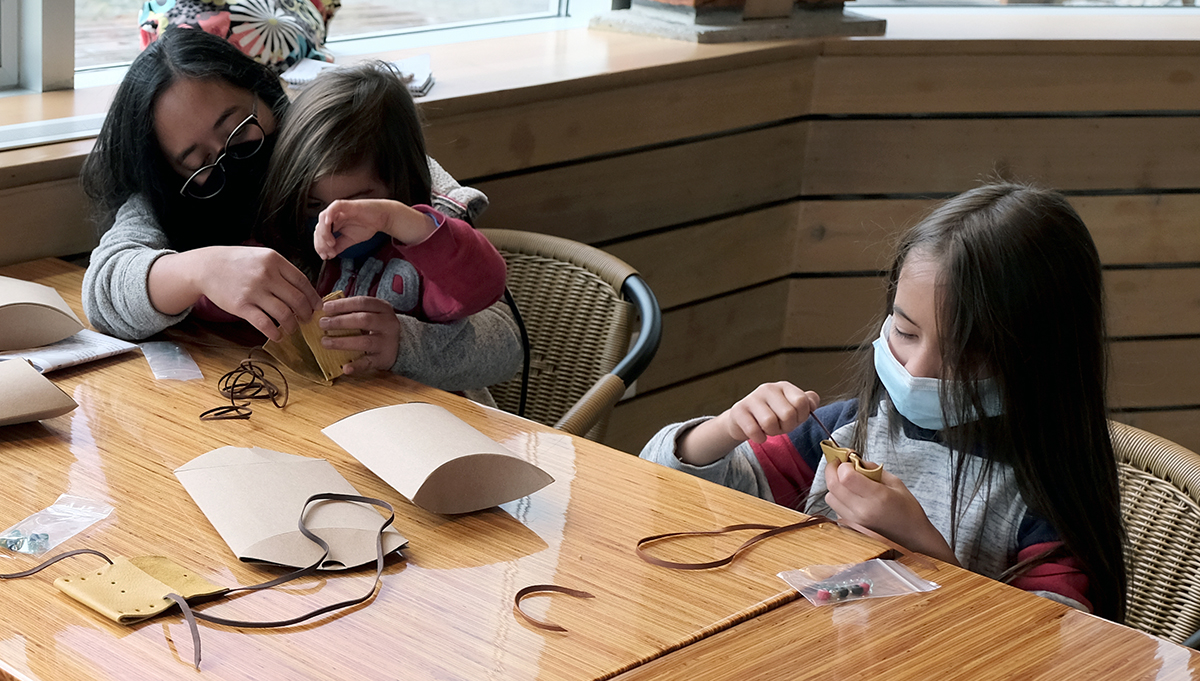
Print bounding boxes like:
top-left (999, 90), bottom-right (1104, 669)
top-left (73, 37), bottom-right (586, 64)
top-left (636, 516), bottom-right (833, 570)
top-left (513, 585), bottom-right (596, 632)
top-left (200, 351), bottom-right (289, 421)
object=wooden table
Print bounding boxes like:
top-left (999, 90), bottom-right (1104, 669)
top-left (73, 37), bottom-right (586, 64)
top-left (613, 556), bottom-right (1200, 681)
top-left (0, 259), bottom-right (887, 681)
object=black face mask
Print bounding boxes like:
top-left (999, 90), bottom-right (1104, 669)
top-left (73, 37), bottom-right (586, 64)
top-left (160, 134), bottom-right (278, 253)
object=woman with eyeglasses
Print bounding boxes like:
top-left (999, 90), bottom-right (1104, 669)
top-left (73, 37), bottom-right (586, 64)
top-left (80, 28), bottom-right (520, 396)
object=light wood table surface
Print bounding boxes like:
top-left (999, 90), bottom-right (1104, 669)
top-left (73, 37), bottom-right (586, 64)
top-left (612, 555), bottom-right (1200, 681)
top-left (0, 259), bottom-right (886, 681)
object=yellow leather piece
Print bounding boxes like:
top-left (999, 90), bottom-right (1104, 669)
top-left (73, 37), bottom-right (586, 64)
top-left (264, 290), bottom-right (363, 384)
top-left (819, 439), bottom-right (884, 482)
top-left (54, 556), bottom-right (226, 624)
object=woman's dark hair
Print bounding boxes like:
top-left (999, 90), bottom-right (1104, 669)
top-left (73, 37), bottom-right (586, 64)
top-left (80, 26), bottom-right (288, 250)
top-left (851, 183), bottom-right (1127, 621)
top-left (256, 61), bottom-right (432, 280)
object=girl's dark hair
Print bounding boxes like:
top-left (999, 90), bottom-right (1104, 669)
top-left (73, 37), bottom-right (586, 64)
top-left (80, 27), bottom-right (288, 249)
top-left (852, 182), bottom-right (1127, 621)
top-left (256, 61), bottom-right (432, 279)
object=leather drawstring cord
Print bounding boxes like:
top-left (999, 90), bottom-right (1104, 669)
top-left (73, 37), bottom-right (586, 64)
top-left (0, 493), bottom-right (396, 671)
top-left (636, 516), bottom-right (834, 570)
top-left (0, 548), bottom-right (114, 578)
top-left (513, 585), bottom-right (596, 632)
top-left (200, 352), bottom-right (289, 421)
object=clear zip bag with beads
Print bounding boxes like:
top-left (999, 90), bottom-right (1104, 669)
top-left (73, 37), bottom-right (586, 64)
top-left (779, 558), bottom-right (939, 606)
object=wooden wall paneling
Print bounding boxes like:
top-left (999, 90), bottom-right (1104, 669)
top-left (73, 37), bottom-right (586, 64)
top-left (1111, 410), bottom-right (1200, 457)
top-left (802, 117), bottom-right (1200, 196)
top-left (636, 280), bottom-right (791, 393)
top-left (762, 268), bottom-right (1200, 343)
top-left (471, 122), bottom-right (808, 244)
top-left (1110, 339), bottom-right (1200, 409)
top-left (811, 55), bottom-right (1200, 115)
top-left (607, 355), bottom-right (787, 453)
top-left (1075, 194), bottom-right (1200, 265)
top-left (783, 276), bottom-right (886, 348)
top-left (425, 58), bottom-right (814, 179)
top-left (603, 203), bottom-right (798, 310)
top-left (792, 198), bottom-right (926, 273)
top-left (1106, 269), bottom-right (1200, 338)
top-left (0, 179), bottom-right (92, 267)
top-left (790, 194), bottom-right (1200, 272)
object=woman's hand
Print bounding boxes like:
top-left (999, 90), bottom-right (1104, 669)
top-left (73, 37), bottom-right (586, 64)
top-left (313, 199), bottom-right (437, 260)
top-left (149, 246), bottom-right (322, 341)
top-left (319, 296), bottom-right (401, 375)
top-left (677, 381), bottom-right (820, 467)
top-left (824, 464), bottom-right (960, 565)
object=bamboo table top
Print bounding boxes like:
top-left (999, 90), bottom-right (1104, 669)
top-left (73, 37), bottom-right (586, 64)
top-left (613, 555), bottom-right (1200, 681)
top-left (0, 258), bottom-right (887, 681)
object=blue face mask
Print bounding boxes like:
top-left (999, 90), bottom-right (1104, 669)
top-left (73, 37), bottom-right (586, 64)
top-left (306, 217), bottom-right (390, 260)
top-left (872, 316), bottom-right (1002, 431)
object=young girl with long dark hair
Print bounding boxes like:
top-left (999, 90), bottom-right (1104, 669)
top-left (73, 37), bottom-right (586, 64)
top-left (640, 183), bottom-right (1127, 621)
top-left (255, 62), bottom-right (513, 390)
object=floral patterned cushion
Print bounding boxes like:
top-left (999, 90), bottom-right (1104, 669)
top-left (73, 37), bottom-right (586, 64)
top-left (139, 0), bottom-right (341, 74)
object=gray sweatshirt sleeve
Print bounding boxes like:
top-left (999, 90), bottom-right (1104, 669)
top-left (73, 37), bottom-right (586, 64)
top-left (82, 194), bottom-right (190, 340)
top-left (389, 299), bottom-right (522, 391)
top-left (639, 418), bottom-right (775, 503)
top-left (428, 156), bottom-right (489, 223)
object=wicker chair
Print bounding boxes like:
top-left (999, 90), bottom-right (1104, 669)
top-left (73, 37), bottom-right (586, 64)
top-left (481, 229), bottom-right (661, 441)
top-left (1111, 420), bottom-right (1200, 645)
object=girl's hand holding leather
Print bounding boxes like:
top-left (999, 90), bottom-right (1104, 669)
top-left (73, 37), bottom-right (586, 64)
top-left (823, 463), bottom-right (961, 566)
top-left (319, 295), bottom-right (401, 374)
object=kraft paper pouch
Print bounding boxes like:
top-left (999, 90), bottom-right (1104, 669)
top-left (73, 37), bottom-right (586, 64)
top-left (820, 439), bottom-right (883, 482)
top-left (0, 359), bottom-right (77, 426)
top-left (55, 555), bottom-right (227, 624)
top-left (323, 403), bottom-right (555, 515)
top-left (263, 290), bottom-right (363, 384)
top-left (175, 447), bottom-right (407, 570)
top-left (0, 276), bottom-right (84, 351)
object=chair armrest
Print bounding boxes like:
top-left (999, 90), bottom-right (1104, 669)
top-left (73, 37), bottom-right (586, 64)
top-left (613, 274), bottom-right (661, 385)
top-left (555, 373), bottom-right (627, 437)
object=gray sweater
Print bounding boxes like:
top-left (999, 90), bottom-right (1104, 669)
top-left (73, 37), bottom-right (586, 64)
top-left (82, 159), bottom-right (521, 393)
top-left (640, 400), bottom-right (1090, 611)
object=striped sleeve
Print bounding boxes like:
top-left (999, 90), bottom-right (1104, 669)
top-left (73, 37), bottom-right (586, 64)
top-left (1009, 512), bottom-right (1092, 613)
top-left (748, 400), bottom-right (859, 510)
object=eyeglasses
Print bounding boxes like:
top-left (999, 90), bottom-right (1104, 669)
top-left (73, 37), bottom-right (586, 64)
top-left (179, 100), bottom-right (266, 199)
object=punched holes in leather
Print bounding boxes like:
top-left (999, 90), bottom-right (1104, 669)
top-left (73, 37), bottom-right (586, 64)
top-left (55, 556), bottom-right (227, 624)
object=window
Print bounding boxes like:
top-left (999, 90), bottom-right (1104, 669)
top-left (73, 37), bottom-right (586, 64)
top-left (76, 0), bottom-right (572, 72)
top-left (0, 0), bottom-right (16, 88)
top-left (328, 0), bottom-right (568, 41)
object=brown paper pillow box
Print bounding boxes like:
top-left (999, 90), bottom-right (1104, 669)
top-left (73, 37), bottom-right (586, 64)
top-left (323, 403), bottom-right (555, 515)
top-left (0, 276), bottom-right (84, 352)
top-left (0, 359), bottom-right (77, 426)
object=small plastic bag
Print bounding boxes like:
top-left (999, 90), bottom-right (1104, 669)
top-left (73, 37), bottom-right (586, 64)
top-left (1, 494), bottom-right (114, 557)
top-left (779, 558), bottom-right (939, 606)
top-left (139, 342), bottom-right (203, 381)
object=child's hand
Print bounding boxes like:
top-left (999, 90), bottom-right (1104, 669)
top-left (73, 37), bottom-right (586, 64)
top-left (318, 296), bottom-right (401, 374)
top-left (824, 464), bottom-right (960, 566)
top-left (677, 382), bottom-right (819, 467)
top-left (168, 246), bottom-right (323, 342)
top-left (719, 381), bottom-right (820, 445)
top-left (313, 199), bottom-right (437, 260)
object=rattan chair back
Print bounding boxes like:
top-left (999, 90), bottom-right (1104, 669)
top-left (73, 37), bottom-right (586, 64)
top-left (1112, 420), bottom-right (1200, 643)
top-left (482, 229), bottom-right (638, 440)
